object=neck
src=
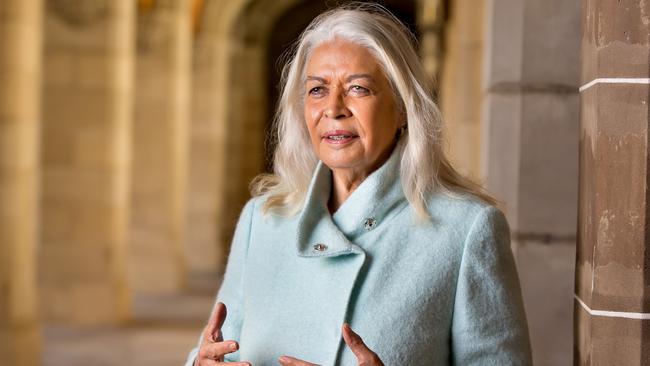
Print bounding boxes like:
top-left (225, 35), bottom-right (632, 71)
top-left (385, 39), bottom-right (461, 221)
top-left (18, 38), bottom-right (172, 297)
top-left (328, 168), bottom-right (368, 214)
top-left (327, 143), bottom-right (397, 214)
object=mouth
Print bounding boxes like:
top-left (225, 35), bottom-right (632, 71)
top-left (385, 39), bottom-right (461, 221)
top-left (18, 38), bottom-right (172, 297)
top-left (322, 130), bottom-right (359, 145)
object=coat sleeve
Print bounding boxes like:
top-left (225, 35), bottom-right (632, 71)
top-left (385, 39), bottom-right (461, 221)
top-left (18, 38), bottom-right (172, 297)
top-left (183, 199), bottom-right (255, 366)
top-left (450, 205), bottom-right (533, 366)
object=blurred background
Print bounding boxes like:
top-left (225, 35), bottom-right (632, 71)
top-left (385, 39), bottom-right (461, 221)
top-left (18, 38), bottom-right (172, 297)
top-left (2, 0), bottom-right (647, 365)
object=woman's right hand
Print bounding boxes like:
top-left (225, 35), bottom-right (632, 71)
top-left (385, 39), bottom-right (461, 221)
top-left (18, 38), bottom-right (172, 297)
top-left (195, 302), bottom-right (251, 366)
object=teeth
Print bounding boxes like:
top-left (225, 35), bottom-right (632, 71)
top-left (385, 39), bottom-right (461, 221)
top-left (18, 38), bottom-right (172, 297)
top-left (328, 135), bottom-right (351, 140)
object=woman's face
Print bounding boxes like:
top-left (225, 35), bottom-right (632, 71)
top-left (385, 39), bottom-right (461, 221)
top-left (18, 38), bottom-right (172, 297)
top-left (304, 39), bottom-right (402, 177)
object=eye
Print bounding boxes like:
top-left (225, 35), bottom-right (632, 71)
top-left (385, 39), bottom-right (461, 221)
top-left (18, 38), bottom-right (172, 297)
top-left (349, 85), bottom-right (370, 95)
top-left (308, 86), bottom-right (325, 97)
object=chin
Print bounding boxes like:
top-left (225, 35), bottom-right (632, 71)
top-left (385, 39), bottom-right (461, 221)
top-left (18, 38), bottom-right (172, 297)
top-left (320, 156), bottom-right (364, 171)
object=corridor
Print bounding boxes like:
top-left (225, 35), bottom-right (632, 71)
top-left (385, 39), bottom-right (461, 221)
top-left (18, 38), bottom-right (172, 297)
top-left (42, 275), bottom-right (216, 366)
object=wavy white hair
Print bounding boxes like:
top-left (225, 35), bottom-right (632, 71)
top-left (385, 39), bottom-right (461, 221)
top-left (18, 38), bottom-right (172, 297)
top-left (251, 3), bottom-right (495, 220)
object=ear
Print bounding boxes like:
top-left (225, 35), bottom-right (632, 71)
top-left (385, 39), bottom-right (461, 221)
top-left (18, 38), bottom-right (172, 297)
top-left (395, 123), bottom-right (407, 139)
top-left (394, 102), bottom-right (407, 136)
top-left (398, 101), bottom-right (407, 121)
top-left (397, 110), bottom-right (407, 132)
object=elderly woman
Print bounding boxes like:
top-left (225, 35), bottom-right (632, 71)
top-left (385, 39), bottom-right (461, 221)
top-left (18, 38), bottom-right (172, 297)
top-left (185, 5), bottom-right (532, 366)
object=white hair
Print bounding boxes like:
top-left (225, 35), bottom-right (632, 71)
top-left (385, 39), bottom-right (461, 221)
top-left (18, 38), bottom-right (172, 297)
top-left (251, 3), bottom-right (495, 220)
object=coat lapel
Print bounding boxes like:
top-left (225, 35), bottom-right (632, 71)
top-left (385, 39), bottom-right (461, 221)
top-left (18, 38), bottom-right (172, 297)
top-left (293, 141), bottom-right (406, 257)
top-left (331, 141), bottom-right (405, 241)
top-left (294, 159), bottom-right (362, 257)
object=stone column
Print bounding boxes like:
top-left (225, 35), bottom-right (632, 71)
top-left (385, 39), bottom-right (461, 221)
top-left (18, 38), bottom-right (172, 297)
top-left (130, 0), bottom-right (191, 293)
top-left (40, 0), bottom-right (135, 324)
top-left (196, 1), bottom-right (291, 276)
top-left (439, 0), bottom-right (484, 180)
top-left (0, 1), bottom-right (42, 364)
top-left (576, 1), bottom-right (650, 365)
top-left (417, 0), bottom-right (445, 80)
top-left (188, 0), bottom-right (229, 279)
top-left (483, 0), bottom-right (581, 365)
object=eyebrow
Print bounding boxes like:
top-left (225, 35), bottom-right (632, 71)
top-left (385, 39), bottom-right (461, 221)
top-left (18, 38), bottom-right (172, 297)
top-left (306, 76), bottom-right (327, 84)
top-left (305, 74), bottom-right (376, 84)
top-left (346, 74), bottom-right (375, 82)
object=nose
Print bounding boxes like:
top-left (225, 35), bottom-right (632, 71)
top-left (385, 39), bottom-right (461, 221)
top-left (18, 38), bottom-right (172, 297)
top-left (324, 90), bottom-right (351, 119)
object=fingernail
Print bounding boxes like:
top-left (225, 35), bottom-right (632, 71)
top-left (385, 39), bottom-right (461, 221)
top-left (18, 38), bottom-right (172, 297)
top-left (279, 356), bottom-right (289, 363)
top-left (229, 342), bottom-right (238, 351)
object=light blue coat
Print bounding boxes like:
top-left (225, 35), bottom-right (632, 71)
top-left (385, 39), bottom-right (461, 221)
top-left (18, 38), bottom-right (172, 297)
top-left (185, 145), bottom-right (532, 366)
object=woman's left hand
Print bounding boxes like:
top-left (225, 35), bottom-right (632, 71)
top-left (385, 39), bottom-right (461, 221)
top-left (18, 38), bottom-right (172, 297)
top-left (278, 323), bottom-right (384, 366)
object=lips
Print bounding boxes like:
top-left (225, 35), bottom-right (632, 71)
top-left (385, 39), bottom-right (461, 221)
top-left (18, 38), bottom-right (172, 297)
top-left (322, 130), bottom-right (358, 145)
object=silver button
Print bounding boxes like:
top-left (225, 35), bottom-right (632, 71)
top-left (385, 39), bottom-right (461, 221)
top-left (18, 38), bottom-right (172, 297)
top-left (364, 217), bottom-right (377, 231)
top-left (313, 243), bottom-right (327, 251)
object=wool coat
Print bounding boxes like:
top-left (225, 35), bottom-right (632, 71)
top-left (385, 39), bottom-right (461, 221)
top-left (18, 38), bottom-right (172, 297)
top-left (184, 145), bottom-right (532, 366)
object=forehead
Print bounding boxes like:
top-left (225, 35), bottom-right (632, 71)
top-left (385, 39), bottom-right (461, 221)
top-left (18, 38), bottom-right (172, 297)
top-left (305, 39), bottom-right (382, 77)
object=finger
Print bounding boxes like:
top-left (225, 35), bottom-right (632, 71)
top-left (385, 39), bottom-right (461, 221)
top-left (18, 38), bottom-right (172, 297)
top-left (214, 302), bottom-right (228, 329)
top-left (197, 357), bottom-right (250, 366)
top-left (278, 355), bottom-right (319, 366)
top-left (202, 361), bottom-right (249, 366)
top-left (200, 341), bottom-right (239, 361)
top-left (342, 323), bottom-right (377, 362)
top-left (199, 341), bottom-right (239, 361)
top-left (203, 302), bottom-right (227, 343)
top-left (201, 324), bottom-right (221, 345)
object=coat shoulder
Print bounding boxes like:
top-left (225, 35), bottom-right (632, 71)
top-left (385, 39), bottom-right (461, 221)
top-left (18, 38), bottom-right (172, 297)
top-left (425, 191), bottom-right (500, 226)
top-left (413, 191), bottom-right (508, 250)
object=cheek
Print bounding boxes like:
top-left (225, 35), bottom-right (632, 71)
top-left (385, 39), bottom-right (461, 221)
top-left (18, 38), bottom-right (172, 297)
top-left (357, 106), bottom-right (393, 142)
top-left (305, 100), bottom-right (321, 122)
top-left (304, 104), bottom-right (322, 140)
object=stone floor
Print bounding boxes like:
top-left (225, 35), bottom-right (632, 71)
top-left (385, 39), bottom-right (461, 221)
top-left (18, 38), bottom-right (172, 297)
top-left (42, 276), bottom-right (218, 366)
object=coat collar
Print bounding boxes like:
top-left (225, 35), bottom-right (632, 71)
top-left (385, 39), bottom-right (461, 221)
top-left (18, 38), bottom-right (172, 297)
top-left (293, 141), bottom-right (406, 257)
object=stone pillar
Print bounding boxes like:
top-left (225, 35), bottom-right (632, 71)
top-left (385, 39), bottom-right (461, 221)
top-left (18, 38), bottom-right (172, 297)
top-left (417, 0), bottom-right (445, 80)
top-left (187, 0), bottom-right (229, 279)
top-left (483, 0), bottom-right (581, 365)
top-left (439, 0), bottom-right (484, 180)
top-left (40, 0), bottom-right (135, 324)
top-left (0, 1), bottom-right (42, 364)
top-left (218, 41), bottom-right (267, 255)
top-left (130, 0), bottom-right (191, 293)
top-left (576, 1), bottom-right (650, 365)
top-left (195, 1), bottom-right (292, 276)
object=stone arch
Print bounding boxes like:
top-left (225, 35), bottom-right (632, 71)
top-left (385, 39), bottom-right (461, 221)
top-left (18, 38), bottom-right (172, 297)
top-left (217, 0), bottom-right (308, 254)
top-left (189, 0), bottom-right (304, 275)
